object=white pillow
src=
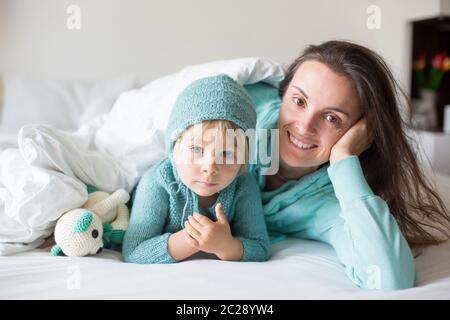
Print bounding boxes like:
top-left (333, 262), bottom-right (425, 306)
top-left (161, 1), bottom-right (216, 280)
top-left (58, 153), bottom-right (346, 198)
top-left (0, 74), bottom-right (137, 148)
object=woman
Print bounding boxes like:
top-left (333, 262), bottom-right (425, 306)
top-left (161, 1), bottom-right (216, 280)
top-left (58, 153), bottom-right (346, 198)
top-left (246, 40), bottom-right (450, 290)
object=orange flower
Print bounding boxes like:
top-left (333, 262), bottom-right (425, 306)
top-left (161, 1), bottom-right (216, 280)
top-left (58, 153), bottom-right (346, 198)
top-left (414, 59), bottom-right (426, 70)
top-left (443, 56), bottom-right (450, 72)
top-left (413, 52), bottom-right (426, 71)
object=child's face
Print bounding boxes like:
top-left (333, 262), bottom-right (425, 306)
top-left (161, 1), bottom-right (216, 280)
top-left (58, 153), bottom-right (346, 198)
top-left (173, 123), bottom-right (244, 197)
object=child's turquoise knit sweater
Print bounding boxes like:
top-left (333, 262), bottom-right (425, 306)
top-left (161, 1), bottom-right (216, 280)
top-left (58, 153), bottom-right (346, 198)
top-left (122, 159), bottom-right (270, 264)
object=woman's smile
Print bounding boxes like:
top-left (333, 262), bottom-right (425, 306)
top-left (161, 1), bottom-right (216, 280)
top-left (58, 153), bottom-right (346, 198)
top-left (287, 130), bottom-right (318, 150)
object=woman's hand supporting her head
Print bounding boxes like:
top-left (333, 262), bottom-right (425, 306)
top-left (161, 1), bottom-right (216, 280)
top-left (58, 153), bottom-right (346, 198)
top-left (329, 117), bottom-right (373, 165)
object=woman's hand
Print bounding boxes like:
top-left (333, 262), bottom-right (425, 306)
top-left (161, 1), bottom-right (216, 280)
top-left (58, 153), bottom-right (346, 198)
top-left (184, 203), bottom-right (243, 261)
top-left (329, 117), bottom-right (373, 165)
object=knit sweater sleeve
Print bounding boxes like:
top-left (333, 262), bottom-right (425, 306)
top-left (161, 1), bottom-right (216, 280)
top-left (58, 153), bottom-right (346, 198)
top-left (122, 167), bottom-right (176, 264)
top-left (232, 174), bottom-right (271, 262)
top-left (327, 156), bottom-right (416, 290)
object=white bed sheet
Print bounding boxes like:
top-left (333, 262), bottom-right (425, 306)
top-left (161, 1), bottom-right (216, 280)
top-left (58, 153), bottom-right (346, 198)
top-left (1, 237), bottom-right (450, 300)
top-left (1, 169), bottom-right (450, 299)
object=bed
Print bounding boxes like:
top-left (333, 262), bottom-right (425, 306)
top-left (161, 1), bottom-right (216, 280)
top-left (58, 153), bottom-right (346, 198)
top-left (1, 171), bottom-right (450, 299)
top-left (2, 235), bottom-right (450, 299)
top-left (0, 60), bottom-right (450, 299)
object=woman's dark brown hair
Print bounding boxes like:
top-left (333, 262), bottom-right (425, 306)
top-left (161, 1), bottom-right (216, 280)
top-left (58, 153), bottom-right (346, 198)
top-left (279, 40), bottom-right (450, 249)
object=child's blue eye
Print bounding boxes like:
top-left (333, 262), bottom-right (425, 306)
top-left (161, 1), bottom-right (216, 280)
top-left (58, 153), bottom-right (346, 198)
top-left (190, 145), bottom-right (203, 154)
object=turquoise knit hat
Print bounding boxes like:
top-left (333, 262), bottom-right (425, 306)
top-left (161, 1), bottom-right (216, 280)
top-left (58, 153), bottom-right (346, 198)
top-left (165, 74), bottom-right (256, 157)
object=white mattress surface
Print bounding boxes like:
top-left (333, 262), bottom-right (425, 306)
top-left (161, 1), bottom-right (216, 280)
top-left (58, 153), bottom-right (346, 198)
top-left (1, 237), bottom-right (450, 299)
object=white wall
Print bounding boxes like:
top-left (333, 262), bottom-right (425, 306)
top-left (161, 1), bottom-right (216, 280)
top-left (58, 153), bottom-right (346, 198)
top-left (0, 0), bottom-right (443, 90)
top-left (442, 0), bottom-right (450, 14)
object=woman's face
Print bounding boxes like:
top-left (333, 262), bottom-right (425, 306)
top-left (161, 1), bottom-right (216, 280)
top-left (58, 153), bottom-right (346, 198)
top-left (278, 60), bottom-right (361, 169)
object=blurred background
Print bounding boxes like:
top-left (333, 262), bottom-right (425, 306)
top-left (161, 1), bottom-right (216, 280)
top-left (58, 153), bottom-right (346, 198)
top-left (0, 0), bottom-right (449, 173)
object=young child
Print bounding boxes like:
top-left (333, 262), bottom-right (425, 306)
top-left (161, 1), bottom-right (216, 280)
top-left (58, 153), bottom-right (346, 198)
top-left (122, 74), bottom-right (270, 263)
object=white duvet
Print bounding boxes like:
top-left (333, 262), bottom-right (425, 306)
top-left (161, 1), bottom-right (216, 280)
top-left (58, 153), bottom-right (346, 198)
top-left (0, 57), bottom-right (286, 255)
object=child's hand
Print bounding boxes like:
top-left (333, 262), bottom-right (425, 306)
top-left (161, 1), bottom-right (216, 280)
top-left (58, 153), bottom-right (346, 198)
top-left (37, 235), bottom-right (56, 250)
top-left (184, 203), bottom-right (243, 260)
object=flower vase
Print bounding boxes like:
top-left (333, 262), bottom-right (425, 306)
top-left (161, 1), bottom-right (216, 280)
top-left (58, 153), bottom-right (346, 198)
top-left (412, 88), bottom-right (438, 130)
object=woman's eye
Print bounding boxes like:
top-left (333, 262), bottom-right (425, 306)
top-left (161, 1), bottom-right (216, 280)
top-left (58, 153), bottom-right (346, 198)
top-left (293, 97), bottom-right (305, 107)
top-left (190, 146), bottom-right (203, 154)
top-left (325, 114), bottom-right (339, 124)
